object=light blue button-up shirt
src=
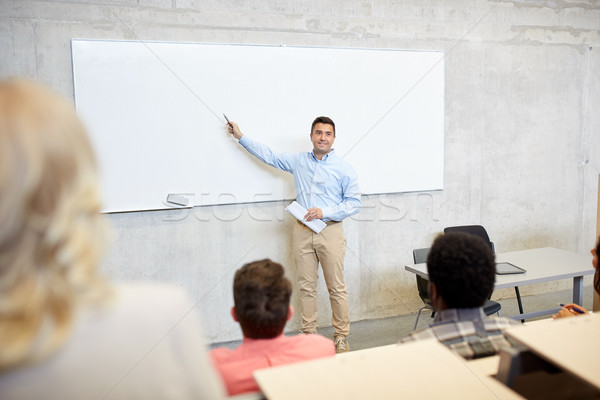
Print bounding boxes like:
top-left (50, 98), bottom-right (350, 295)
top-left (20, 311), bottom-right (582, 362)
top-left (239, 136), bottom-right (361, 221)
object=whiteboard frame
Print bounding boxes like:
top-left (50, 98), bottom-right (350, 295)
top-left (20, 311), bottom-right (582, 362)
top-left (71, 39), bottom-right (445, 213)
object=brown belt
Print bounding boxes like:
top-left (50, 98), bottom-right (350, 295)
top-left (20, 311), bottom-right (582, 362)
top-left (296, 219), bottom-right (340, 226)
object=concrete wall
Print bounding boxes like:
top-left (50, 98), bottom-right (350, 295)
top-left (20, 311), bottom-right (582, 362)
top-left (2, 0), bottom-right (599, 343)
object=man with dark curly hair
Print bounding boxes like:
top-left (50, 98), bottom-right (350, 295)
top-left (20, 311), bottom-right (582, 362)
top-left (400, 232), bottom-right (520, 359)
top-left (210, 259), bottom-right (335, 396)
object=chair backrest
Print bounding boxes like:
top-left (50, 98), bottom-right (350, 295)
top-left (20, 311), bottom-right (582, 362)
top-left (443, 225), bottom-right (495, 254)
top-left (413, 247), bottom-right (430, 264)
top-left (413, 248), bottom-right (432, 305)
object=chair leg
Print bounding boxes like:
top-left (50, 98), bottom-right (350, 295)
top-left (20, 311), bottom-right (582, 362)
top-left (515, 286), bottom-right (524, 323)
top-left (413, 307), bottom-right (427, 331)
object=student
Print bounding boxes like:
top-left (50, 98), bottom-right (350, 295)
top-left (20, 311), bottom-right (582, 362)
top-left (0, 79), bottom-right (225, 399)
top-left (400, 232), bottom-right (521, 359)
top-left (226, 117), bottom-right (361, 353)
top-left (553, 236), bottom-right (599, 318)
top-left (210, 259), bottom-right (335, 396)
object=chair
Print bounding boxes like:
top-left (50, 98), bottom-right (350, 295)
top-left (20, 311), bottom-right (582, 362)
top-left (412, 248), bottom-right (435, 330)
top-left (443, 225), bottom-right (524, 320)
top-left (412, 247), bottom-right (502, 331)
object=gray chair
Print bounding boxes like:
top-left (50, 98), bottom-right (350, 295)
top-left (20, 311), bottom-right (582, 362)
top-left (412, 248), bottom-right (435, 330)
top-left (444, 225), bottom-right (524, 321)
top-left (412, 246), bottom-right (502, 331)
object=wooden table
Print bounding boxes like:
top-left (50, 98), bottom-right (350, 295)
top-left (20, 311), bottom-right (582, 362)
top-left (503, 313), bottom-right (600, 390)
top-left (254, 340), bottom-right (523, 399)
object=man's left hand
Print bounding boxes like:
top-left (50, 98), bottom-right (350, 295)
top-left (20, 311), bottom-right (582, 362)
top-left (304, 208), bottom-right (323, 221)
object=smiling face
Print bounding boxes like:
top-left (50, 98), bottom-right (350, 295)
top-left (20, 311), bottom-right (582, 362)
top-left (310, 122), bottom-right (335, 159)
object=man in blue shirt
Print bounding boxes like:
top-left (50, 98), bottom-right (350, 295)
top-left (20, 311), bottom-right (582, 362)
top-left (226, 116), bottom-right (361, 353)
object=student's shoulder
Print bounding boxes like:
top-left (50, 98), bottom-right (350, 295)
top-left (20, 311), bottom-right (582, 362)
top-left (484, 315), bottom-right (521, 328)
top-left (290, 333), bottom-right (335, 352)
top-left (291, 332), bottom-right (332, 342)
top-left (209, 346), bottom-right (235, 363)
top-left (400, 326), bottom-right (437, 343)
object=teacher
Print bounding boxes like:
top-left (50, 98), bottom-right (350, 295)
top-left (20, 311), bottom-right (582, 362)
top-left (226, 116), bottom-right (361, 353)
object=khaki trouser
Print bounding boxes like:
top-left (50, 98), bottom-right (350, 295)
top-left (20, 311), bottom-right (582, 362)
top-left (293, 220), bottom-right (349, 339)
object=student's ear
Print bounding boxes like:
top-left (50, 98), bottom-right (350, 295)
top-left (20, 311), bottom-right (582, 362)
top-left (230, 307), bottom-right (238, 322)
top-left (428, 281), bottom-right (446, 311)
top-left (287, 305), bottom-right (294, 321)
top-left (428, 281), bottom-right (436, 299)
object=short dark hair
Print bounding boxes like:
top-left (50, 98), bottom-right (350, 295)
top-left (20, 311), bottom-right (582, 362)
top-left (233, 259), bottom-right (292, 339)
top-left (311, 116), bottom-right (335, 136)
top-left (427, 232), bottom-right (496, 309)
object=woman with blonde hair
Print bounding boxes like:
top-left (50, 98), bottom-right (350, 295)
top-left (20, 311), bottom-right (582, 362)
top-left (0, 79), bottom-right (224, 399)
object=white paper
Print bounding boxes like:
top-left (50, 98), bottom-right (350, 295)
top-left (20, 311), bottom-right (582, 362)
top-left (285, 201), bottom-right (327, 234)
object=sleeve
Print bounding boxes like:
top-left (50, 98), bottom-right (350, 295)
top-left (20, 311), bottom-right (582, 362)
top-left (321, 167), bottom-right (362, 221)
top-left (238, 135), bottom-right (296, 173)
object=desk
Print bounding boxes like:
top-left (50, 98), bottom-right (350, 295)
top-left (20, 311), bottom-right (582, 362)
top-left (405, 247), bottom-right (594, 320)
top-left (254, 340), bottom-right (523, 399)
top-left (503, 313), bottom-right (600, 390)
top-left (464, 317), bottom-right (559, 377)
top-left (466, 354), bottom-right (502, 376)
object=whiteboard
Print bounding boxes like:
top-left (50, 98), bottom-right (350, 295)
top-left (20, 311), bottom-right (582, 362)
top-left (71, 40), bottom-right (444, 213)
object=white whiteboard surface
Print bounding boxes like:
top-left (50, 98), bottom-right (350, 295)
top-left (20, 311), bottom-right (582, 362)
top-left (71, 40), bottom-right (444, 213)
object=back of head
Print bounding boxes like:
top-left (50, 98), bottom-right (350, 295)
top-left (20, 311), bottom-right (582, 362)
top-left (233, 259), bottom-right (291, 339)
top-left (427, 232), bottom-right (496, 309)
top-left (0, 79), bottom-right (109, 370)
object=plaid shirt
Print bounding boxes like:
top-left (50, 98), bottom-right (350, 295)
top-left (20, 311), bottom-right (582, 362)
top-left (400, 308), bottom-right (521, 359)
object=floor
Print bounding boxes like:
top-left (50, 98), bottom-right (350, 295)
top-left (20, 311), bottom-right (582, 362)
top-left (209, 287), bottom-right (595, 352)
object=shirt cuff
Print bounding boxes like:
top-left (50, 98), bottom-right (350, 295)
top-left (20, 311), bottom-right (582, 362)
top-left (320, 206), bottom-right (332, 220)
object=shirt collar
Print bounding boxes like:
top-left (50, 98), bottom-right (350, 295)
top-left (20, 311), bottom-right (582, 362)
top-left (311, 148), bottom-right (336, 162)
top-left (241, 334), bottom-right (285, 346)
top-left (432, 307), bottom-right (487, 325)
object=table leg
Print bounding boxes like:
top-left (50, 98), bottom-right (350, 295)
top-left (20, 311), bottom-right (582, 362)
top-left (572, 276), bottom-right (583, 305)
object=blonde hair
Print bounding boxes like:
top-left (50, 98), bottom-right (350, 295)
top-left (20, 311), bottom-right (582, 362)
top-left (0, 79), bottom-right (111, 371)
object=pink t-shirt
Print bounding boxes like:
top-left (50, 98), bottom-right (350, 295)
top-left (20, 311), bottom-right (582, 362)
top-left (210, 334), bottom-right (335, 396)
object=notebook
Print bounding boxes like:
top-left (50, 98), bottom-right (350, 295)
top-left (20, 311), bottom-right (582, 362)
top-left (496, 262), bottom-right (526, 275)
top-left (285, 201), bottom-right (327, 234)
